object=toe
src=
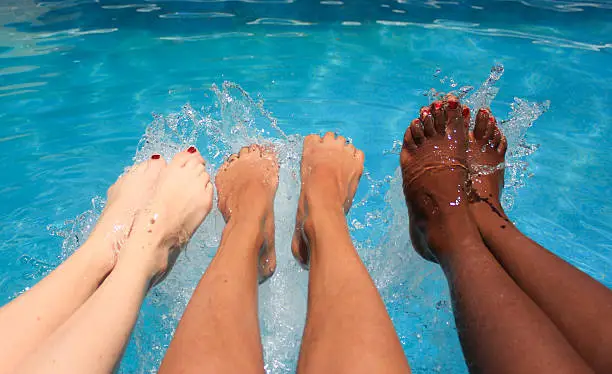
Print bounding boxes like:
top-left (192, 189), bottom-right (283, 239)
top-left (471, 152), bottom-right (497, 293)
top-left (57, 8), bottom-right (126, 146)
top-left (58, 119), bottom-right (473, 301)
top-left (445, 95), bottom-right (464, 135)
top-left (304, 134), bottom-right (321, 145)
top-left (410, 119), bottom-right (425, 146)
top-left (224, 153), bottom-right (240, 169)
top-left (431, 100), bottom-right (446, 134)
top-left (323, 131), bottom-right (336, 142)
top-left (462, 106), bottom-right (471, 130)
top-left (355, 149), bottom-right (365, 161)
top-left (498, 135), bottom-right (508, 154)
top-left (402, 124), bottom-right (417, 151)
top-left (239, 146), bottom-right (251, 158)
top-left (173, 147), bottom-right (205, 167)
top-left (420, 106), bottom-right (436, 137)
top-left (491, 122), bottom-right (502, 148)
top-left (474, 108), bottom-right (490, 140)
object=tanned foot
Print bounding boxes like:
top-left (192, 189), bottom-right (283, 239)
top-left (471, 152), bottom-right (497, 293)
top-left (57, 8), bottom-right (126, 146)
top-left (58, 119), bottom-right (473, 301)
top-left (215, 144), bottom-right (279, 284)
top-left (467, 108), bottom-right (508, 218)
top-left (88, 155), bottom-right (167, 271)
top-left (400, 96), bottom-right (472, 262)
top-left (291, 132), bottom-right (364, 268)
top-left (124, 147), bottom-right (214, 286)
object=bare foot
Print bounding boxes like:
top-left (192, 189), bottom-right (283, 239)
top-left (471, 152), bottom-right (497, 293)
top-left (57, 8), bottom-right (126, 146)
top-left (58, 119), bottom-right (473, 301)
top-left (400, 96), bottom-right (471, 261)
top-left (87, 155), bottom-right (166, 271)
top-left (467, 108), bottom-right (508, 217)
top-left (291, 132), bottom-right (364, 268)
top-left (215, 145), bottom-right (279, 284)
top-left (123, 147), bottom-right (214, 285)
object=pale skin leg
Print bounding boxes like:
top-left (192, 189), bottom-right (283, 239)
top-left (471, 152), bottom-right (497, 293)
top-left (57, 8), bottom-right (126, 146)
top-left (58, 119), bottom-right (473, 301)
top-left (468, 108), bottom-right (612, 373)
top-left (0, 157), bottom-right (165, 373)
top-left (16, 148), bottom-right (213, 374)
top-left (400, 98), bottom-right (593, 374)
top-left (292, 133), bottom-right (411, 374)
top-left (159, 145), bottom-right (278, 374)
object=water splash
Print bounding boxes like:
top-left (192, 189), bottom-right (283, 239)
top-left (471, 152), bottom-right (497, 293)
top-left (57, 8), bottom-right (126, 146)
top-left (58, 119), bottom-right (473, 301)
top-left (48, 69), bottom-right (545, 373)
top-left (420, 64), bottom-right (549, 211)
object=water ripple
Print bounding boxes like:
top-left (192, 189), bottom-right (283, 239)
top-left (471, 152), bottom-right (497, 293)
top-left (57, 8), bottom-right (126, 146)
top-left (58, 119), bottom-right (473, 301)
top-left (247, 18), bottom-right (314, 26)
top-left (376, 20), bottom-right (610, 51)
top-left (159, 12), bottom-right (235, 19)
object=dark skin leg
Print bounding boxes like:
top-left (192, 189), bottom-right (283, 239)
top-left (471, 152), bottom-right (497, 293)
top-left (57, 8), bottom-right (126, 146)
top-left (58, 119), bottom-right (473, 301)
top-left (400, 97), bottom-right (593, 374)
top-left (467, 108), bottom-right (612, 374)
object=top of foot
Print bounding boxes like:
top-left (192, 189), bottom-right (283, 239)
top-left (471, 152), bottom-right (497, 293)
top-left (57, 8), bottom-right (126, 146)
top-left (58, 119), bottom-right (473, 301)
top-left (400, 95), bottom-right (471, 260)
top-left (467, 108), bottom-right (507, 214)
top-left (124, 146), bottom-right (214, 284)
top-left (291, 132), bottom-right (364, 267)
top-left (88, 155), bottom-right (167, 270)
top-left (215, 144), bottom-right (279, 283)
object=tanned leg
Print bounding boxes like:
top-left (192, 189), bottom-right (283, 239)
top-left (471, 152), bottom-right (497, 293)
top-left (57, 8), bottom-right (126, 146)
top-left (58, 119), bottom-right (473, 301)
top-left (400, 97), bottom-right (593, 374)
top-left (467, 108), bottom-right (612, 373)
top-left (159, 145), bottom-right (279, 374)
top-left (292, 133), bottom-right (411, 374)
top-left (0, 156), bottom-right (166, 373)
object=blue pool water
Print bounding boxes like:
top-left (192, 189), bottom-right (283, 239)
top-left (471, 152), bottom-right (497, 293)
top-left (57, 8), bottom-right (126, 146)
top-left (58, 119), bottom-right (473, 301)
top-left (1, 1), bottom-right (611, 373)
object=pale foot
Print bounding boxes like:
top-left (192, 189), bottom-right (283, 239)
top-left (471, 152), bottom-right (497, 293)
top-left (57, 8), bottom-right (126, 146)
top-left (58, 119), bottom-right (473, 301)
top-left (467, 108), bottom-right (508, 218)
top-left (121, 147), bottom-right (214, 285)
top-left (215, 144), bottom-right (279, 284)
top-left (291, 132), bottom-right (364, 268)
top-left (400, 95), bottom-right (472, 261)
top-left (87, 155), bottom-right (166, 271)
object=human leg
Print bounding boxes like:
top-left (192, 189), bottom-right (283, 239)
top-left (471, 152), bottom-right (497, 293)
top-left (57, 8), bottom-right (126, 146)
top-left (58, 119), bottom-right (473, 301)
top-left (16, 148), bottom-right (213, 373)
top-left (467, 109), bottom-right (612, 373)
top-left (293, 133), bottom-right (411, 374)
top-left (0, 156), bottom-right (165, 372)
top-left (400, 98), bottom-right (592, 374)
top-left (159, 145), bottom-right (278, 374)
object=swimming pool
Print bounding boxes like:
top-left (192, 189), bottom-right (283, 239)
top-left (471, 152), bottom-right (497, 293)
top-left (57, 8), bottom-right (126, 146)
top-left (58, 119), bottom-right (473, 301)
top-left (1, 0), bottom-right (610, 372)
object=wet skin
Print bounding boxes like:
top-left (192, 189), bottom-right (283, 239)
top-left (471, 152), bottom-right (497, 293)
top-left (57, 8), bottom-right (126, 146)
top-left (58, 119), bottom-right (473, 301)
top-left (400, 96), bottom-right (594, 374)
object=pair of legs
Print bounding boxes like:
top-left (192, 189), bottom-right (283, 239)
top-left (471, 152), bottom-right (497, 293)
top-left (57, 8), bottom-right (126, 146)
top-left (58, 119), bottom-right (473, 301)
top-left (159, 136), bottom-right (411, 373)
top-left (400, 97), bottom-right (612, 373)
top-left (0, 147), bottom-right (215, 373)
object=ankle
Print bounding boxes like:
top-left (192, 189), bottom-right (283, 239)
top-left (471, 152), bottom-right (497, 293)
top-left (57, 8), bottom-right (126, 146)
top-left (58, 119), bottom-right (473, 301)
top-left (421, 208), bottom-right (483, 259)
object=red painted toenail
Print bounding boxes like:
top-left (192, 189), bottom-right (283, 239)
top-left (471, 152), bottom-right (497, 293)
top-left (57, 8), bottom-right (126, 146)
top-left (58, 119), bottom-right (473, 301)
top-left (479, 108), bottom-right (488, 114)
top-left (187, 146), bottom-right (197, 153)
top-left (151, 154), bottom-right (160, 160)
top-left (434, 102), bottom-right (442, 110)
top-left (421, 109), bottom-right (431, 117)
top-left (489, 117), bottom-right (495, 124)
top-left (462, 107), bottom-right (470, 117)
top-left (448, 101), bottom-right (458, 110)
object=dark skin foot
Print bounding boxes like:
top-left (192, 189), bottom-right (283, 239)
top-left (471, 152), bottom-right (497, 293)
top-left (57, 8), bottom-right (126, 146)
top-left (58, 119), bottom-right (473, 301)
top-left (215, 144), bottom-right (279, 283)
top-left (466, 109), bottom-right (612, 374)
top-left (400, 98), bottom-right (594, 374)
top-left (400, 95), bottom-right (471, 261)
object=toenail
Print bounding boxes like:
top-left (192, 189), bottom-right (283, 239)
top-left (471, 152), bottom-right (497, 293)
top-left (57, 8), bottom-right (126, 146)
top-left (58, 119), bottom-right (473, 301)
top-left (187, 146), bottom-right (197, 153)
top-left (448, 101), bottom-right (459, 110)
top-left (151, 154), bottom-right (161, 160)
top-left (489, 117), bottom-right (495, 124)
top-left (421, 109), bottom-right (431, 117)
top-left (479, 108), bottom-right (488, 114)
top-left (434, 102), bottom-right (443, 110)
top-left (462, 107), bottom-right (470, 117)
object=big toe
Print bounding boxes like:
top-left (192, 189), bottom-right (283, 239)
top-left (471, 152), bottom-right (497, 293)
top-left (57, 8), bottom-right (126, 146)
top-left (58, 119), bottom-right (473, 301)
top-left (172, 146), bottom-right (205, 168)
top-left (445, 95), bottom-right (465, 137)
